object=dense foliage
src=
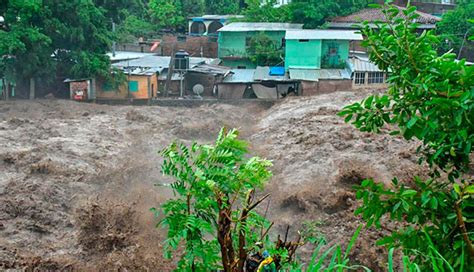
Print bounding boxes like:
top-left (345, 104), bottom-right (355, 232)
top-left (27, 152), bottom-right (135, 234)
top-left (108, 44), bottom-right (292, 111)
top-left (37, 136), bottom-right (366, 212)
top-left (242, 0), bottom-right (376, 28)
top-left (149, 0), bottom-right (185, 30)
top-left (436, 2), bottom-right (474, 60)
top-left (339, 4), bottom-right (474, 270)
top-left (205, 0), bottom-right (240, 15)
top-left (0, 0), bottom-right (112, 85)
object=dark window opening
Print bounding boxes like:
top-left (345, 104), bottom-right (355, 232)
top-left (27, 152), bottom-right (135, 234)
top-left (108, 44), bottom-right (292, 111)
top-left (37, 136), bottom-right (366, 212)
top-left (299, 39), bottom-right (309, 42)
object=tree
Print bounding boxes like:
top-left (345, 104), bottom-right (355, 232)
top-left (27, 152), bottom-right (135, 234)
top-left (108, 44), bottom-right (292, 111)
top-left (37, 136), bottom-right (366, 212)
top-left (242, 0), bottom-right (292, 23)
top-left (116, 15), bottom-right (155, 43)
top-left (153, 128), bottom-right (310, 271)
top-left (241, 0), bottom-right (374, 28)
top-left (246, 33), bottom-right (284, 66)
top-left (339, 4), bottom-right (474, 270)
top-left (205, 0), bottom-right (240, 15)
top-left (181, 0), bottom-right (204, 17)
top-left (93, 0), bottom-right (147, 23)
top-left (0, 0), bottom-right (113, 96)
top-left (149, 0), bottom-right (185, 30)
top-left (436, 3), bottom-right (474, 61)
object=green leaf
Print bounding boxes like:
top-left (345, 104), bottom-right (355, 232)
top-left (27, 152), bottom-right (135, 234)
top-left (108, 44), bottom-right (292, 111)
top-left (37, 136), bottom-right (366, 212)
top-left (465, 185), bottom-right (474, 195)
top-left (401, 189), bottom-right (417, 198)
top-left (453, 184), bottom-right (461, 195)
top-left (407, 116), bottom-right (418, 129)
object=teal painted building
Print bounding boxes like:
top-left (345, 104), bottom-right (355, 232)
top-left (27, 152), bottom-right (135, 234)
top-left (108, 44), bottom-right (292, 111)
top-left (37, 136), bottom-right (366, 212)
top-left (218, 22), bottom-right (303, 69)
top-left (285, 30), bottom-right (363, 70)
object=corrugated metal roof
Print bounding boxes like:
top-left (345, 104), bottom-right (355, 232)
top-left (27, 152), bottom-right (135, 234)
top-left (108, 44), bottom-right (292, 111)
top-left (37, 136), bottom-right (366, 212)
top-left (318, 69), bottom-right (351, 79)
top-left (113, 56), bottom-right (220, 71)
top-left (222, 69), bottom-right (256, 83)
top-left (218, 22), bottom-right (303, 32)
top-left (328, 22), bottom-right (436, 30)
top-left (285, 30), bottom-right (363, 40)
top-left (348, 55), bottom-right (382, 72)
top-left (107, 51), bottom-right (156, 62)
top-left (254, 66), bottom-right (293, 81)
top-left (188, 64), bottom-right (232, 75)
top-left (191, 15), bottom-right (244, 20)
top-left (289, 69), bottom-right (319, 82)
top-left (289, 69), bottom-right (352, 81)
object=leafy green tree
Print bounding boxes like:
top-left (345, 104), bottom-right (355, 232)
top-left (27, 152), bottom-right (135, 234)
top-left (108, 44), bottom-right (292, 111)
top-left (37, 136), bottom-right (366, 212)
top-left (247, 33), bottom-right (284, 66)
top-left (241, 0), bottom-right (374, 28)
top-left (436, 3), bottom-right (474, 60)
top-left (205, 0), bottom-right (240, 15)
top-left (339, 4), bottom-right (474, 270)
top-left (149, 0), bottom-right (185, 30)
top-left (116, 15), bottom-right (155, 43)
top-left (181, 0), bottom-right (204, 17)
top-left (94, 0), bottom-right (147, 23)
top-left (0, 0), bottom-right (113, 95)
top-left (153, 128), bottom-right (275, 271)
top-left (242, 0), bottom-right (292, 23)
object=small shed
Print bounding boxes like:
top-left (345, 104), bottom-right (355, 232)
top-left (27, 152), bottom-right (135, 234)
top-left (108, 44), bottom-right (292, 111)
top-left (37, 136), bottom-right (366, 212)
top-left (184, 64), bottom-right (232, 97)
top-left (216, 69), bottom-right (256, 99)
top-left (64, 78), bottom-right (96, 101)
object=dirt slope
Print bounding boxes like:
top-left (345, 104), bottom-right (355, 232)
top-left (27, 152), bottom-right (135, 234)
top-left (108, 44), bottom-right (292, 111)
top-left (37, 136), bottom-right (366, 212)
top-left (0, 94), bottom-right (426, 271)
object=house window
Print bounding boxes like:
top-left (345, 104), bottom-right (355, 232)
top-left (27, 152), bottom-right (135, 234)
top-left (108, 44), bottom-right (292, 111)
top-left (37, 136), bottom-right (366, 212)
top-left (354, 72), bottom-right (365, 85)
top-left (237, 66), bottom-right (247, 69)
top-left (368, 72), bottom-right (384, 84)
top-left (299, 39), bottom-right (309, 42)
top-left (129, 81), bottom-right (139, 92)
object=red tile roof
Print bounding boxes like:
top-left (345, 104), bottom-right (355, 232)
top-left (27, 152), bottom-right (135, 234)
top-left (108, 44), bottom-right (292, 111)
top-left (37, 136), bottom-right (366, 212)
top-left (330, 5), bottom-right (440, 25)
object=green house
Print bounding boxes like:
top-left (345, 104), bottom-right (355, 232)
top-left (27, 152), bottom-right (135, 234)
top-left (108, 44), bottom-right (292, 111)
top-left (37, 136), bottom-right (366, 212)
top-left (218, 22), bottom-right (303, 69)
top-left (284, 30), bottom-right (363, 70)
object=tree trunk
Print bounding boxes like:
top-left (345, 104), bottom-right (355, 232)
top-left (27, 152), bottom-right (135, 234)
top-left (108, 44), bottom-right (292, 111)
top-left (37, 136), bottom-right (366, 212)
top-left (29, 78), bottom-right (35, 99)
top-left (217, 196), bottom-right (235, 272)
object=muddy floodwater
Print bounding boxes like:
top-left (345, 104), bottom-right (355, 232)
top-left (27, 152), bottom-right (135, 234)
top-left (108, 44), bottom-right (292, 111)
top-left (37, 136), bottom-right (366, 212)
top-left (0, 92), bottom-right (426, 271)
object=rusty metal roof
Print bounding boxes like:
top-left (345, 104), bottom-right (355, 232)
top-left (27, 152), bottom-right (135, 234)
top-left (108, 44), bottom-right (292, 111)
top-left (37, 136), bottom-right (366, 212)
top-left (330, 5), bottom-right (440, 25)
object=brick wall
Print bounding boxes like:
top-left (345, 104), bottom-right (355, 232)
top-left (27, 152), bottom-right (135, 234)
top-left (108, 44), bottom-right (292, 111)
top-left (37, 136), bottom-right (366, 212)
top-left (161, 35), bottom-right (218, 58)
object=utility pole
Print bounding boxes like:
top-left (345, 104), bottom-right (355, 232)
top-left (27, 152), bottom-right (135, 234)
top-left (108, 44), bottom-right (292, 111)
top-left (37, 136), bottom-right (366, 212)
top-left (112, 21), bottom-right (116, 57)
top-left (164, 44), bottom-right (176, 97)
top-left (458, 27), bottom-right (472, 59)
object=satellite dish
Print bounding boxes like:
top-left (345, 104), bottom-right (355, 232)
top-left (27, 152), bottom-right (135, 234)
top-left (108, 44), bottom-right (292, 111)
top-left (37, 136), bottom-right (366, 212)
top-left (192, 84), bottom-right (204, 96)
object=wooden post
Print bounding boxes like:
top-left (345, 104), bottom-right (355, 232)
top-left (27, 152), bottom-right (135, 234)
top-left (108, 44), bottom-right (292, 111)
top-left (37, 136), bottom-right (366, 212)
top-left (5, 81), bottom-right (9, 101)
top-left (29, 78), bottom-right (35, 99)
top-left (147, 76), bottom-right (151, 105)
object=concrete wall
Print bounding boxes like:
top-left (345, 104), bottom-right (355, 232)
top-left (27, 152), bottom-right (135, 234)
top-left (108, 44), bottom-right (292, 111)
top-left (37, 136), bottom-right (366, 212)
top-left (218, 31), bottom-right (286, 68)
top-left (189, 20), bottom-right (224, 35)
top-left (321, 40), bottom-right (350, 68)
top-left (97, 74), bottom-right (157, 100)
top-left (221, 59), bottom-right (256, 69)
top-left (285, 39), bottom-right (322, 69)
top-left (301, 79), bottom-right (353, 96)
